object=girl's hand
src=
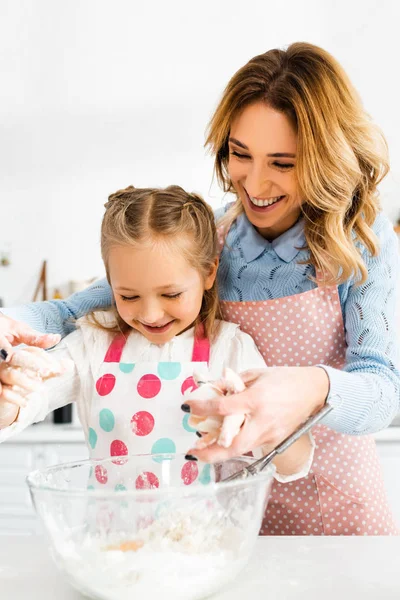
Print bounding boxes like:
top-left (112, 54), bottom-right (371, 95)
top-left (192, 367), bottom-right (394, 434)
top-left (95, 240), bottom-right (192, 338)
top-left (0, 347), bottom-right (70, 428)
top-left (185, 366), bottom-right (329, 463)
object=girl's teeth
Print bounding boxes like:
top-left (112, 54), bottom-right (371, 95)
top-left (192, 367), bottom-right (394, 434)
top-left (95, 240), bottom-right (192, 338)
top-left (250, 195), bottom-right (283, 207)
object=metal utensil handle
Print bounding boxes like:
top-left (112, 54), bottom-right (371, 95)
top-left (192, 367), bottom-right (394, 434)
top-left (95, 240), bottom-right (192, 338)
top-left (250, 402), bottom-right (333, 475)
top-left (275, 403), bottom-right (333, 454)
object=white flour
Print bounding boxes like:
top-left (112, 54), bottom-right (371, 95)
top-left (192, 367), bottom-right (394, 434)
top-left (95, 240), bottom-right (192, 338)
top-left (54, 506), bottom-right (254, 600)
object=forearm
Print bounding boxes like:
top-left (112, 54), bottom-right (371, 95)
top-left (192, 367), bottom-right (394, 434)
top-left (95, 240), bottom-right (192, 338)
top-left (319, 365), bottom-right (400, 435)
top-left (271, 434), bottom-right (312, 475)
top-left (2, 278), bottom-right (112, 340)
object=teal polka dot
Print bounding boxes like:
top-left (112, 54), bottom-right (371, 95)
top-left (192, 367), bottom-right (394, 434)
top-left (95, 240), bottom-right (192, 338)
top-left (88, 428), bottom-right (97, 449)
top-left (151, 438), bottom-right (176, 462)
top-left (157, 362), bottom-right (181, 380)
top-left (89, 466), bottom-right (93, 478)
top-left (87, 485), bottom-right (95, 491)
top-left (199, 464), bottom-right (212, 485)
top-left (115, 484), bottom-right (127, 492)
top-left (119, 363), bottom-right (135, 374)
top-left (182, 413), bottom-right (196, 433)
top-left (99, 408), bottom-right (115, 432)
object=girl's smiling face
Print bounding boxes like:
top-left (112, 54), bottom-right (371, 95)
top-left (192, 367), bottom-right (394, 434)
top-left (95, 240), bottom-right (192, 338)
top-left (228, 102), bottom-right (303, 240)
top-left (109, 237), bottom-right (217, 344)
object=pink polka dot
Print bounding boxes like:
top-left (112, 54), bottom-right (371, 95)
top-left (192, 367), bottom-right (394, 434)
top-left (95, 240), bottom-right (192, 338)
top-left (96, 373), bottom-right (116, 396)
top-left (95, 465), bottom-right (108, 484)
top-left (181, 376), bottom-right (198, 395)
top-left (137, 374), bottom-right (161, 398)
top-left (131, 411), bottom-right (155, 436)
top-left (135, 471), bottom-right (160, 490)
top-left (110, 439), bottom-right (128, 464)
top-left (181, 461), bottom-right (198, 485)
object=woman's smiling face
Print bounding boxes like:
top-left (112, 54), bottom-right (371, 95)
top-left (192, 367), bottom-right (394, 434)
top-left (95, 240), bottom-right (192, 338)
top-left (228, 102), bottom-right (303, 240)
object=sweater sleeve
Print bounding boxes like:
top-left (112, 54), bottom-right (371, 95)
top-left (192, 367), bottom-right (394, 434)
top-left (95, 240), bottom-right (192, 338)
top-left (320, 214), bottom-right (400, 434)
top-left (1, 278), bottom-right (112, 339)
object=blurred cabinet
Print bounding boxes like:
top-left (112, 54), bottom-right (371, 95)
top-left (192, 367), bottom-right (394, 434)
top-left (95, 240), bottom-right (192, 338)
top-left (0, 425), bottom-right (87, 535)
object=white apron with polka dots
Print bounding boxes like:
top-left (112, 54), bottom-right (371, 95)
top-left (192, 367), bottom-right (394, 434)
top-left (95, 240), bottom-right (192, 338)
top-left (87, 327), bottom-right (212, 491)
top-left (218, 228), bottom-right (399, 536)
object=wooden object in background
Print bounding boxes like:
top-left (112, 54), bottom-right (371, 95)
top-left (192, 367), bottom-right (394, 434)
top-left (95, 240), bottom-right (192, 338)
top-left (394, 225), bottom-right (400, 234)
top-left (32, 260), bottom-right (48, 301)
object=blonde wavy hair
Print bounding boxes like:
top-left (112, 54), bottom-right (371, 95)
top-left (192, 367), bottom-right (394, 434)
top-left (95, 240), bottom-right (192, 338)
top-left (206, 42), bottom-right (389, 284)
top-left (91, 185), bottom-right (221, 339)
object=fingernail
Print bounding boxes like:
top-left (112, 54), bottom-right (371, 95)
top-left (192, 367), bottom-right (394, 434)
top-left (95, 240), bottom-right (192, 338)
top-left (185, 454), bottom-right (198, 461)
top-left (181, 404), bottom-right (190, 413)
top-left (0, 349), bottom-right (8, 361)
top-left (196, 431), bottom-right (202, 438)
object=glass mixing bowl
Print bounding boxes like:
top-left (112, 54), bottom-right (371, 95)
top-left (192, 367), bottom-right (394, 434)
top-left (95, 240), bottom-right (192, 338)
top-left (27, 453), bottom-right (274, 600)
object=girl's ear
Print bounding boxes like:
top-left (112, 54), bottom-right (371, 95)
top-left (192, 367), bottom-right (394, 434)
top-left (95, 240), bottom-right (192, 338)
top-left (204, 257), bottom-right (219, 290)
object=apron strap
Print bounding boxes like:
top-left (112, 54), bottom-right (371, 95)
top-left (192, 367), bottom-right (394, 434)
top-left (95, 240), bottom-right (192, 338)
top-left (191, 323), bottom-right (210, 364)
top-left (104, 333), bottom-right (127, 362)
top-left (103, 327), bottom-right (210, 364)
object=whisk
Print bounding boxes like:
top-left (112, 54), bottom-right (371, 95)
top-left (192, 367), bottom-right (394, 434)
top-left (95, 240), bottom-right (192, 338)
top-left (222, 403), bottom-right (333, 483)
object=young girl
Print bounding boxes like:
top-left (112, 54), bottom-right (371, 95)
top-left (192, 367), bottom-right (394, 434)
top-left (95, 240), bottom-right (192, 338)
top-left (0, 185), bottom-right (313, 486)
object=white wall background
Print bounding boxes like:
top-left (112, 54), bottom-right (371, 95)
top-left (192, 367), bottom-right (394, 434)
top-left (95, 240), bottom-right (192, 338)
top-left (1, 0), bottom-right (399, 305)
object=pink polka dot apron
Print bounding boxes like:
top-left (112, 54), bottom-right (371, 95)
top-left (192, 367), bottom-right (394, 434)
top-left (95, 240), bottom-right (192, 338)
top-left (87, 326), bottom-right (212, 491)
top-left (218, 227), bottom-right (399, 536)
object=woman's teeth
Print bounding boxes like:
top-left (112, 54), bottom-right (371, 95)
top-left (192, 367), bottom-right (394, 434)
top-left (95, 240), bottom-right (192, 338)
top-left (250, 195), bottom-right (283, 207)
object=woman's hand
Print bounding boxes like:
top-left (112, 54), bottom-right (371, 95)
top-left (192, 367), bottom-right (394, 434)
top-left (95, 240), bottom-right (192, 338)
top-left (0, 315), bottom-right (60, 355)
top-left (185, 366), bottom-right (329, 462)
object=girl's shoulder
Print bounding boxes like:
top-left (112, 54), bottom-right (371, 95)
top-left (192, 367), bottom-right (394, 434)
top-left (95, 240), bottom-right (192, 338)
top-left (213, 318), bottom-right (240, 339)
top-left (74, 311), bottom-right (116, 352)
top-left (213, 319), bottom-right (259, 351)
top-left (210, 320), bottom-right (265, 375)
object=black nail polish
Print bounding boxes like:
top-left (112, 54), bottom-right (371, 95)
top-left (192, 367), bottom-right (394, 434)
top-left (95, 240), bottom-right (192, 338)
top-left (196, 431), bottom-right (202, 438)
top-left (181, 404), bottom-right (190, 413)
top-left (185, 454), bottom-right (198, 461)
top-left (0, 349), bottom-right (8, 361)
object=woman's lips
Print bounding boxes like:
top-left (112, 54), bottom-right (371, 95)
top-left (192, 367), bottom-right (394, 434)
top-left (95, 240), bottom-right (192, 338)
top-left (140, 321), bottom-right (174, 334)
top-left (245, 190), bottom-right (286, 213)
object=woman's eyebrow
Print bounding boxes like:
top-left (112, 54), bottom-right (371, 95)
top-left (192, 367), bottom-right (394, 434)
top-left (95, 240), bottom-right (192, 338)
top-left (228, 138), bottom-right (295, 158)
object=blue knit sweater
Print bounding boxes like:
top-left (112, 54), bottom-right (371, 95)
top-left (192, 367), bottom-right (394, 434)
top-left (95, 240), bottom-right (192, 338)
top-left (4, 210), bottom-right (400, 435)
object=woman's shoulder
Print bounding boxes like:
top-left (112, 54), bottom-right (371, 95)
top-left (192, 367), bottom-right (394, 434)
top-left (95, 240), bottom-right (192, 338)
top-left (371, 212), bottom-right (397, 238)
top-left (213, 202), bottom-right (235, 222)
top-left (361, 212), bottom-right (398, 251)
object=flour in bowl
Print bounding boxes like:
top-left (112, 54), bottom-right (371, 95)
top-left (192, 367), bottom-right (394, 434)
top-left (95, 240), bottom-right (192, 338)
top-left (54, 505), bottom-right (255, 600)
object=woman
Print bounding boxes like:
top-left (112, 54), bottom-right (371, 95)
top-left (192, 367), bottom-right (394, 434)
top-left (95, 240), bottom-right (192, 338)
top-left (1, 42), bottom-right (399, 535)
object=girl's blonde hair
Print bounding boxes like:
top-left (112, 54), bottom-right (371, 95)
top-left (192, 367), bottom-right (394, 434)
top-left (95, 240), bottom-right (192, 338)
top-left (93, 185), bottom-right (221, 339)
top-left (206, 42), bottom-right (389, 285)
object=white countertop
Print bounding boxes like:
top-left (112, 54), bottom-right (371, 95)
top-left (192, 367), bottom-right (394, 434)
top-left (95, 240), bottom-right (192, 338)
top-left (6, 420), bottom-right (400, 444)
top-left (5, 422), bottom-right (86, 443)
top-left (0, 535), bottom-right (399, 599)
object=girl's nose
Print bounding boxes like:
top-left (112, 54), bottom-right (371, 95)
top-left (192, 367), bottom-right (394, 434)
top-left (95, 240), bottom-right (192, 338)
top-left (139, 301), bottom-right (164, 325)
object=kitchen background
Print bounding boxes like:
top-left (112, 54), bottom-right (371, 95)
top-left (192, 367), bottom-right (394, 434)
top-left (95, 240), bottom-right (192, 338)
top-left (0, 0), bottom-right (400, 534)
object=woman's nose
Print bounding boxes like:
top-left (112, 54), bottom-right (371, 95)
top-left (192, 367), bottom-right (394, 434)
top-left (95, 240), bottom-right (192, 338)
top-left (245, 164), bottom-right (272, 198)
